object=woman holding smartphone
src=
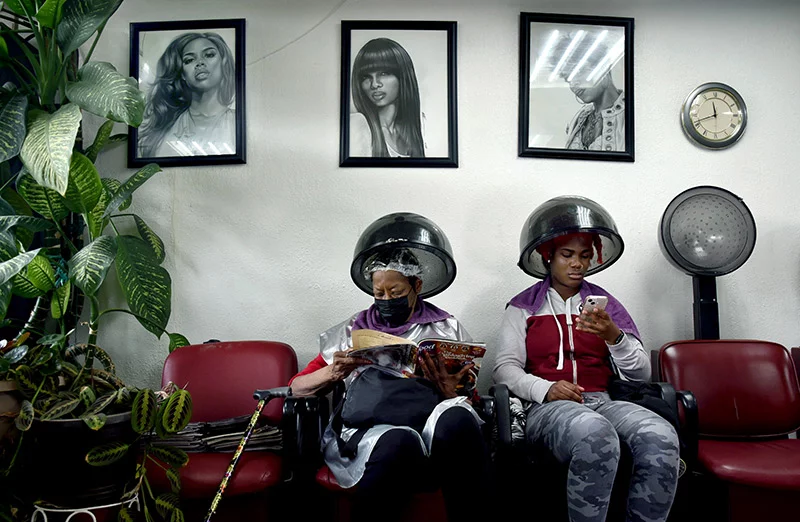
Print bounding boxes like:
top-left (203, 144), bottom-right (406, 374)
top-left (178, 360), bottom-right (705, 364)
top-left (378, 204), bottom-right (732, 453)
top-left (493, 196), bottom-right (680, 522)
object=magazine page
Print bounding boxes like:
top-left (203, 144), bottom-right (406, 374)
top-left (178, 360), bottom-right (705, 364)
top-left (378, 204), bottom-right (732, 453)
top-left (350, 329), bottom-right (418, 376)
top-left (417, 339), bottom-right (487, 398)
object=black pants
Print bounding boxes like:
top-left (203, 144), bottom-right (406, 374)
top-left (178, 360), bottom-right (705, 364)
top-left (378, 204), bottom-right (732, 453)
top-left (352, 407), bottom-right (492, 522)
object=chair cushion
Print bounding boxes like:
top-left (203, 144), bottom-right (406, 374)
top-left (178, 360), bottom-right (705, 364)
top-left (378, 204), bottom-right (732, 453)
top-left (316, 465), bottom-right (349, 492)
top-left (699, 439), bottom-right (800, 490)
top-left (150, 452), bottom-right (282, 498)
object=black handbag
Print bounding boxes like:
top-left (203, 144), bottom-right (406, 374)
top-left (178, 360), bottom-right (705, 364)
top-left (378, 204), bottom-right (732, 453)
top-left (334, 366), bottom-right (441, 458)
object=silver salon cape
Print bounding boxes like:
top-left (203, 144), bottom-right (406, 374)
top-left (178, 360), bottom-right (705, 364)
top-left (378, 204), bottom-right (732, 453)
top-left (319, 313), bottom-right (481, 488)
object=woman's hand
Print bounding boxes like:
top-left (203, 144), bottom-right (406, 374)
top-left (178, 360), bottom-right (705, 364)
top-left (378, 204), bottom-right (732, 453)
top-left (418, 351), bottom-right (473, 400)
top-left (545, 380), bottom-right (585, 403)
top-left (575, 308), bottom-right (621, 344)
top-left (328, 351), bottom-right (372, 382)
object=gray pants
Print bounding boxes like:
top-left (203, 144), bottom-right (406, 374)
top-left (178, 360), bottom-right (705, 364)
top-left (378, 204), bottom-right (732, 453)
top-left (526, 393), bottom-right (680, 522)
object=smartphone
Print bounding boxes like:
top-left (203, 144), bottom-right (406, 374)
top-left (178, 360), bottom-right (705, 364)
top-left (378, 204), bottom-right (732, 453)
top-left (581, 295), bottom-right (608, 314)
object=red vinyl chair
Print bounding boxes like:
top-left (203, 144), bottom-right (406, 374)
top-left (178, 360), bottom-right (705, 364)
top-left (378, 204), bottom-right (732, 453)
top-left (658, 340), bottom-right (800, 522)
top-left (149, 340), bottom-right (298, 521)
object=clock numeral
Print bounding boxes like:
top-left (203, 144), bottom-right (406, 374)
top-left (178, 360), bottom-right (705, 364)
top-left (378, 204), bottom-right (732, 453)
top-left (711, 92), bottom-right (717, 98)
top-left (702, 130), bottom-right (708, 136)
top-left (730, 122), bottom-right (737, 129)
top-left (713, 132), bottom-right (719, 139)
top-left (702, 94), bottom-right (708, 100)
top-left (694, 120), bottom-right (701, 128)
top-left (721, 130), bottom-right (729, 137)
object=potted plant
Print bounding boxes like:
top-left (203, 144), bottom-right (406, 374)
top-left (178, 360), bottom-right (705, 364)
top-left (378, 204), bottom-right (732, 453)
top-left (0, 0), bottom-right (192, 520)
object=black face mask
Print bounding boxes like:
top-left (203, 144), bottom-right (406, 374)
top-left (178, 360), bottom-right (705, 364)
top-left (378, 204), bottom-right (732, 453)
top-left (374, 293), bottom-right (414, 326)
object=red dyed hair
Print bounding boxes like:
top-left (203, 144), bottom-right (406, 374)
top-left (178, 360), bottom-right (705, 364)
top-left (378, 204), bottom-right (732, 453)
top-left (536, 232), bottom-right (604, 265)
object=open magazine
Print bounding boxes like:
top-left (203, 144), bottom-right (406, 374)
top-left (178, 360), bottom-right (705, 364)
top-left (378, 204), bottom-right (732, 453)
top-left (349, 329), bottom-right (486, 397)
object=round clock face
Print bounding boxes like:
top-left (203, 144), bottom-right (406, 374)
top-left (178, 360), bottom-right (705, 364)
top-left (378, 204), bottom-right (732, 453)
top-left (681, 83), bottom-right (747, 149)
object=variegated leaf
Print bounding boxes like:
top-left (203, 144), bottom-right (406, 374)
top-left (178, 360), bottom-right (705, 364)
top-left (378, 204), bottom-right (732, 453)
top-left (168, 333), bottom-right (190, 353)
top-left (27, 254), bottom-right (56, 291)
top-left (154, 399), bottom-right (169, 439)
top-left (0, 94), bottom-right (27, 163)
top-left (12, 364), bottom-right (36, 397)
top-left (85, 119), bottom-right (114, 163)
top-left (0, 215), bottom-right (54, 233)
top-left (79, 385), bottom-right (96, 408)
top-left (20, 105), bottom-right (81, 195)
top-left (161, 389), bottom-right (192, 434)
top-left (50, 281), bottom-right (71, 320)
top-left (0, 248), bottom-right (41, 286)
top-left (35, 0), bottom-right (67, 28)
top-left (148, 445), bottom-right (189, 468)
top-left (116, 235), bottom-right (171, 338)
top-left (117, 506), bottom-right (134, 522)
top-left (131, 388), bottom-right (156, 434)
top-left (92, 345), bottom-right (115, 373)
top-left (166, 467), bottom-right (181, 494)
top-left (103, 163), bottom-right (161, 218)
top-left (91, 368), bottom-right (123, 388)
top-left (12, 271), bottom-right (47, 298)
top-left (0, 280), bottom-right (10, 321)
top-left (134, 215), bottom-right (165, 264)
top-left (86, 390), bottom-right (116, 414)
top-left (68, 235), bottom-right (116, 296)
top-left (56, 0), bottom-right (123, 56)
top-left (66, 62), bottom-right (145, 127)
top-left (2, 344), bottom-right (28, 364)
top-left (16, 173), bottom-right (70, 221)
top-left (170, 508), bottom-right (185, 522)
top-left (82, 412), bottom-right (107, 430)
top-left (155, 493), bottom-right (179, 518)
top-left (64, 151), bottom-right (103, 214)
top-left (85, 441), bottom-right (129, 467)
top-left (14, 399), bottom-right (34, 431)
top-left (2, 0), bottom-right (35, 16)
top-left (41, 397), bottom-right (80, 420)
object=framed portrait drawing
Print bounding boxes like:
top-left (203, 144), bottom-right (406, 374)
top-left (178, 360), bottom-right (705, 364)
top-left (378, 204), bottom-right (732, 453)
top-left (519, 13), bottom-right (634, 162)
top-left (128, 18), bottom-right (246, 168)
top-left (340, 21), bottom-right (458, 168)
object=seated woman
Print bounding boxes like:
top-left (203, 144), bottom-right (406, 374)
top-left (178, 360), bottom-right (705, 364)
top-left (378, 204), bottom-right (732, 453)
top-left (290, 212), bottom-right (491, 522)
top-left (493, 196), bottom-right (680, 522)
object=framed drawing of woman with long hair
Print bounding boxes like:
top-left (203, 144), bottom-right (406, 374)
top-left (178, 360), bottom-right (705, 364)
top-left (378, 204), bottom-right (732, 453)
top-left (518, 13), bottom-right (634, 162)
top-left (340, 21), bottom-right (458, 168)
top-left (128, 19), bottom-right (246, 167)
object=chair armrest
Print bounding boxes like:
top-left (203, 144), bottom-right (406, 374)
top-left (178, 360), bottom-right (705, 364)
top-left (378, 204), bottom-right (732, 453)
top-left (676, 390), bottom-right (698, 467)
top-left (489, 384), bottom-right (512, 448)
top-left (282, 395), bottom-right (327, 481)
top-left (791, 347), bottom-right (800, 384)
top-left (651, 382), bottom-right (678, 425)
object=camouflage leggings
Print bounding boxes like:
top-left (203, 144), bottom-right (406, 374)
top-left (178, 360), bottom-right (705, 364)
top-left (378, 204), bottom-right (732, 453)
top-left (526, 394), bottom-right (680, 522)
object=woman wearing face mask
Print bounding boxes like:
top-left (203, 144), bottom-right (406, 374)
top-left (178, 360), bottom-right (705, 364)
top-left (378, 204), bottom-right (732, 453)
top-left (493, 196), bottom-right (680, 522)
top-left (290, 212), bottom-right (491, 522)
top-left (349, 38), bottom-right (425, 158)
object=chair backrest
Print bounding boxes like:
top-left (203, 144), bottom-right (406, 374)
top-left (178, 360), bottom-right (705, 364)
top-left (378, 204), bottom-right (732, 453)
top-left (162, 340), bottom-right (298, 424)
top-left (660, 340), bottom-right (800, 438)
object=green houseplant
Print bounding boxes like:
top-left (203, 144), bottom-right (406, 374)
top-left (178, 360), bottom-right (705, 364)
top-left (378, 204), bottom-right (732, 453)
top-left (0, 1), bottom-right (192, 520)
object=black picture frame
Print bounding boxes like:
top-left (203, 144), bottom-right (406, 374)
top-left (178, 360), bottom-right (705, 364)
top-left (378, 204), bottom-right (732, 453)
top-left (128, 18), bottom-right (246, 168)
top-left (518, 13), bottom-right (634, 162)
top-left (340, 20), bottom-right (458, 168)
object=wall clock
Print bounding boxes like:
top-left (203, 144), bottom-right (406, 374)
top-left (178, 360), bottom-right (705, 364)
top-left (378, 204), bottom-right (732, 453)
top-left (681, 82), bottom-right (747, 149)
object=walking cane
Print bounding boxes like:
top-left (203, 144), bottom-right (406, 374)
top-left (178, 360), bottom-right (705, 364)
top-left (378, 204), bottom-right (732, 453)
top-left (203, 386), bottom-right (291, 522)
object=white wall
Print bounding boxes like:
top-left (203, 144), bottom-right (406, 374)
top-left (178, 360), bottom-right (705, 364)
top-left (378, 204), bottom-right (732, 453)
top-left (88, 0), bottom-right (800, 391)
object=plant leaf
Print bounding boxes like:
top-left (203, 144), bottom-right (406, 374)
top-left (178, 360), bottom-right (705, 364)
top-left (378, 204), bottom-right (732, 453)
top-left (131, 388), bottom-right (156, 434)
top-left (12, 272), bottom-right (47, 297)
top-left (0, 94), bottom-right (27, 163)
top-left (12, 365), bottom-right (36, 397)
top-left (82, 412), bottom-right (107, 430)
top-left (35, 0), bottom-right (67, 28)
top-left (170, 508), bottom-right (185, 522)
top-left (167, 333), bottom-right (190, 353)
top-left (56, 0), bottom-right (123, 56)
top-left (41, 397), bottom-right (80, 420)
top-left (85, 441), bottom-right (129, 466)
top-left (66, 62), bottom-right (145, 126)
top-left (155, 493), bottom-right (179, 518)
top-left (85, 119), bottom-right (113, 163)
top-left (79, 385), bottom-right (96, 408)
top-left (26, 254), bottom-right (56, 291)
top-left (0, 215), bottom-right (54, 233)
top-left (14, 399), bottom-right (34, 431)
top-left (92, 345), bottom-right (115, 373)
top-left (117, 507), bottom-right (134, 522)
top-left (20, 104), bottom-right (81, 195)
top-left (0, 280), bottom-right (10, 320)
top-left (116, 235), bottom-right (171, 338)
top-left (165, 467), bottom-right (181, 494)
top-left (3, 344), bottom-right (28, 363)
top-left (68, 235), bottom-right (116, 296)
top-left (0, 248), bottom-right (40, 286)
top-left (16, 172), bottom-right (70, 221)
top-left (86, 390), bottom-right (116, 414)
top-left (103, 163), bottom-right (161, 218)
top-left (64, 151), bottom-right (103, 213)
top-left (134, 215), bottom-right (165, 263)
top-left (2, 0), bottom-right (36, 17)
top-left (101, 178), bottom-right (129, 209)
top-left (148, 445), bottom-right (189, 468)
top-left (50, 281), bottom-right (71, 319)
top-left (161, 389), bottom-right (191, 434)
